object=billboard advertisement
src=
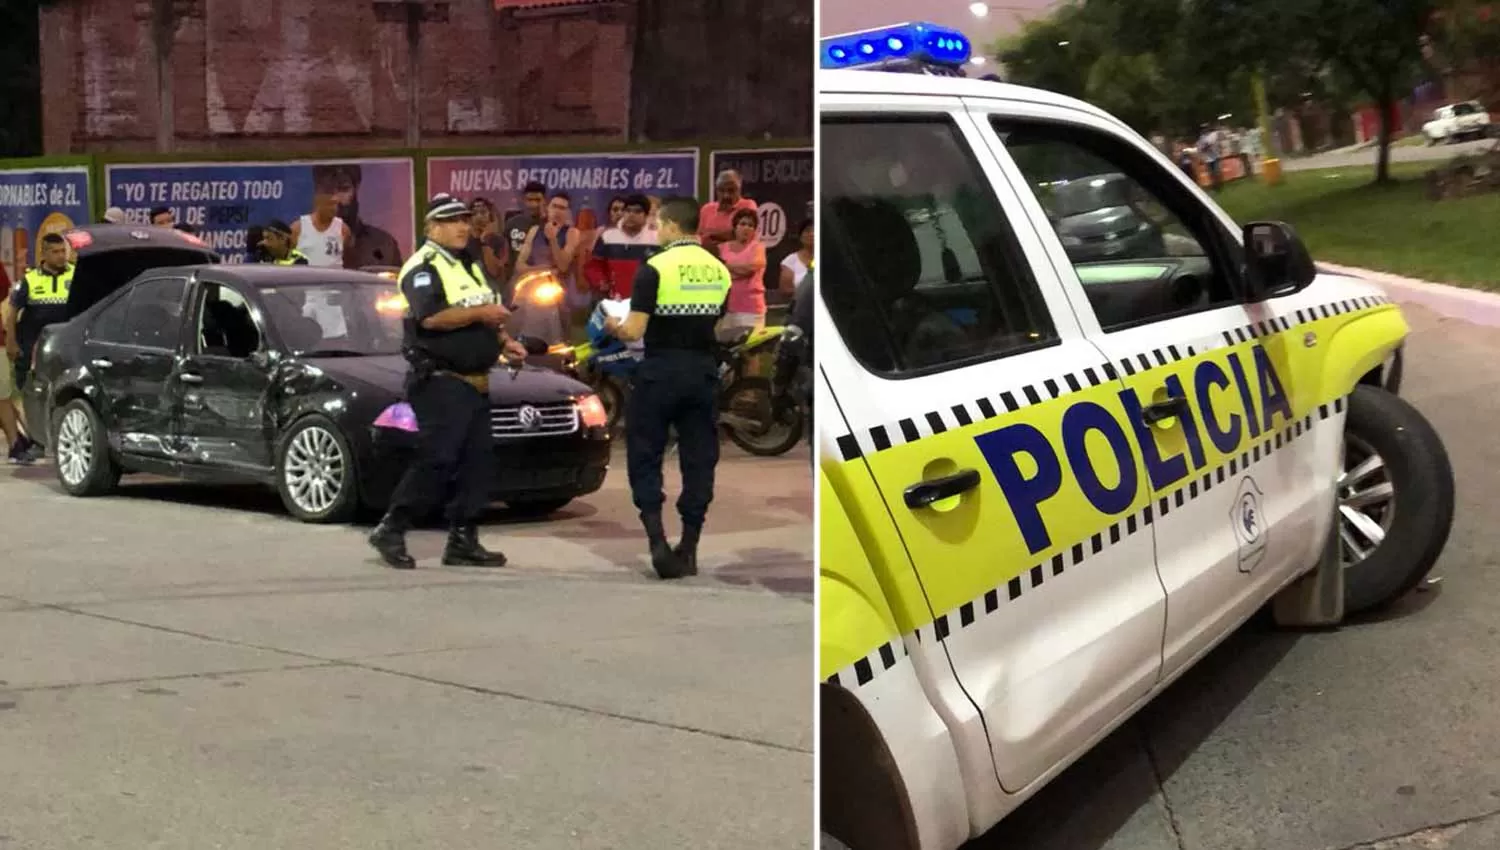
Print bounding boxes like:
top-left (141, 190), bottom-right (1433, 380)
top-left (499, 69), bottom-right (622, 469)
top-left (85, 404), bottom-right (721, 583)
top-left (0, 166), bottom-right (92, 283)
top-left (709, 148), bottom-right (813, 295)
top-left (427, 151), bottom-right (700, 303)
top-left (104, 158), bottom-right (415, 266)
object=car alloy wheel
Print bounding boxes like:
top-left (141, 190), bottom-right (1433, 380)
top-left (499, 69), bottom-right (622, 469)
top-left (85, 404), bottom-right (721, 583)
top-left (282, 424), bottom-right (347, 517)
top-left (55, 407), bottom-right (95, 487)
top-left (1338, 433), bottom-right (1395, 568)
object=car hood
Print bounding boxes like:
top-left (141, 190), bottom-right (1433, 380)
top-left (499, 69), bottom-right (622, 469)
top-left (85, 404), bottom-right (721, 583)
top-left (303, 354), bottom-right (593, 405)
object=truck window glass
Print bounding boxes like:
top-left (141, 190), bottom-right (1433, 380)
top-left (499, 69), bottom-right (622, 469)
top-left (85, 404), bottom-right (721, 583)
top-left (820, 115), bottom-right (1057, 377)
top-left (122, 278), bottom-right (187, 350)
top-left (995, 118), bottom-right (1241, 331)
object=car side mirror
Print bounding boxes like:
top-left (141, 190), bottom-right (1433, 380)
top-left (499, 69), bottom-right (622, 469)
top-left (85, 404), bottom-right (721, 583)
top-left (249, 349), bottom-right (277, 370)
top-left (1240, 220), bottom-right (1316, 302)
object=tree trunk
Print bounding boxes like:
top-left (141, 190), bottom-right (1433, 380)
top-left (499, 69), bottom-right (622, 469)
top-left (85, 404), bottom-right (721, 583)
top-left (151, 0), bottom-right (175, 153)
top-left (1375, 90), bottom-right (1396, 185)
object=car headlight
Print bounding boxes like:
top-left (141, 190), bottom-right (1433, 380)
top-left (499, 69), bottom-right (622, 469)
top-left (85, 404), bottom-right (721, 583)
top-left (373, 402), bottom-right (419, 432)
top-left (576, 394), bottom-right (609, 429)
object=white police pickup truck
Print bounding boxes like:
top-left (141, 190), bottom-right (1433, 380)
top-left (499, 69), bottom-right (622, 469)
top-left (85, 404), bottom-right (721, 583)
top-left (817, 22), bottom-right (1456, 850)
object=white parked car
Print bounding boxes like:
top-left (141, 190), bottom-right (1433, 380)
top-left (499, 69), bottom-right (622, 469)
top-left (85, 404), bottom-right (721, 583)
top-left (1422, 100), bottom-right (1493, 144)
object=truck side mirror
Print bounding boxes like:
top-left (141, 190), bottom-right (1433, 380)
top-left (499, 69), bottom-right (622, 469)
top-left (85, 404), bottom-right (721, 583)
top-left (1240, 220), bottom-right (1316, 302)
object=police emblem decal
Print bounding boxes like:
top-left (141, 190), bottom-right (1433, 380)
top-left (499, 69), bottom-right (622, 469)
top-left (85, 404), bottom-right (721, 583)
top-left (517, 405), bottom-right (542, 432)
top-left (413, 271), bottom-right (433, 288)
top-left (1231, 476), bottom-right (1268, 574)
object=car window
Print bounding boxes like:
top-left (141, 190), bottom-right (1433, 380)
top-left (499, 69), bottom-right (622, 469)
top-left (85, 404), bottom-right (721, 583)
top-left (196, 282), bottom-right (262, 358)
top-left (1455, 102), bottom-right (1479, 116)
top-left (86, 292), bottom-right (131, 344)
top-left (820, 115), bottom-right (1057, 377)
top-left (994, 118), bottom-right (1241, 331)
top-left (121, 277), bottom-right (187, 350)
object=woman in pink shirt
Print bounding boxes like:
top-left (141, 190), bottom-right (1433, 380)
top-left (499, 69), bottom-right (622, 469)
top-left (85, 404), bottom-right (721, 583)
top-left (717, 208), bottom-right (767, 339)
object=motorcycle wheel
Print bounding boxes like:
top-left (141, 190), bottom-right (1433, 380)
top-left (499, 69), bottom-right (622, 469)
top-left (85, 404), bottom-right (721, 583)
top-left (597, 376), bottom-right (627, 435)
top-left (722, 377), bottom-right (804, 457)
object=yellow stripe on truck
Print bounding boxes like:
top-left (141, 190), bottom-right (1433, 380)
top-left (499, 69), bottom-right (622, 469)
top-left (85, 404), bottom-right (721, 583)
top-left (820, 295), bottom-right (1407, 686)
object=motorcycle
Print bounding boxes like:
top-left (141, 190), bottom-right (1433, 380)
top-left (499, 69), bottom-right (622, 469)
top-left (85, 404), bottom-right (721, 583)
top-left (714, 325), bottom-right (807, 457)
top-left (543, 299), bottom-right (640, 434)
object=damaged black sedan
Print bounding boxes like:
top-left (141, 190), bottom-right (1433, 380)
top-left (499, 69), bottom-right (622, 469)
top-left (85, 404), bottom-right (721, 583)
top-left (23, 255), bottom-right (611, 523)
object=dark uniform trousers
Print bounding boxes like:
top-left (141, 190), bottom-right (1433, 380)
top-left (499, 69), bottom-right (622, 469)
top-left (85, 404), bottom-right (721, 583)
top-left (626, 352), bottom-right (719, 528)
top-left (389, 372), bottom-right (495, 525)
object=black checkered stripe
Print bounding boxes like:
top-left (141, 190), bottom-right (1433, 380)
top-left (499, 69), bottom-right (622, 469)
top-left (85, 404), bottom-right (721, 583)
top-left (834, 296), bottom-right (1391, 463)
top-left (1219, 295), bottom-right (1391, 347)
top-left (825, 395), bottom-right (1350, 692)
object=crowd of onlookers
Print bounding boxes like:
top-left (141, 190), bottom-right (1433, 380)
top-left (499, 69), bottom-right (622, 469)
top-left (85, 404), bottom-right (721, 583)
top-left (1154, 124), bottom-right (1264, 192)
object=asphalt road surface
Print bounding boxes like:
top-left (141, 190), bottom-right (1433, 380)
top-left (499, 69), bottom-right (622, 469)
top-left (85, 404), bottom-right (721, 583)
top-left (1284, 137), bottom-right (1496, 172)
top-left (969, 301), bottom-right (1500, 850)
top-left (0, 442), bottom-right (812, 849)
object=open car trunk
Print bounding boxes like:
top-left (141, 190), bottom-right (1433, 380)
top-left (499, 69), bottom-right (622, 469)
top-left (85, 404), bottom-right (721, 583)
top-left (67, 246), bottom-right (218, 320)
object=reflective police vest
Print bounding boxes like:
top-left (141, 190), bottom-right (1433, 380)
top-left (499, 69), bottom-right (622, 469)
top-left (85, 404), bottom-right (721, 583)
top-left (397, 241), bottom-right (493, 309)
top-left (272, 250), bottom-right (309, 266)
top-left (24, 265), bottom-right (74, 306)
top-left (646, 242), bottom-right (731, 315)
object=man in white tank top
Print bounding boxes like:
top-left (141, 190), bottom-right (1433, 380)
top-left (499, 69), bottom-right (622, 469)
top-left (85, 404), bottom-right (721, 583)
top-left (291, 190), bottom-right (353, 268)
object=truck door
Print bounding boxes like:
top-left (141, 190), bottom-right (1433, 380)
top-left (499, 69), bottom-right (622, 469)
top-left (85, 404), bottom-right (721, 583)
top-left (819, 95), bottom-right (1167, 795)
top-left (971, 102), bottom-right (1345, 682)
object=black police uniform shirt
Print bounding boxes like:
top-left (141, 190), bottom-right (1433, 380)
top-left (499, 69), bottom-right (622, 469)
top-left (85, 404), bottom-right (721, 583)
top-left (400, 244), bottom-right (502, 375)
top-left (627, 249), bottom-right (726, 356)
top-left (8, 265), bottom-right (73, 354)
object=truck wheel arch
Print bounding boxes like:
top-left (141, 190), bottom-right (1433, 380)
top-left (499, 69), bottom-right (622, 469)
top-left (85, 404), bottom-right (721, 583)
top-left (821, 682), bottom-right (923, 850)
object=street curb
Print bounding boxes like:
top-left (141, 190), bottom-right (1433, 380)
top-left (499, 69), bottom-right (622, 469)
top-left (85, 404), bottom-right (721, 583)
top-left (1318, 261), bottom-right (1500, 328)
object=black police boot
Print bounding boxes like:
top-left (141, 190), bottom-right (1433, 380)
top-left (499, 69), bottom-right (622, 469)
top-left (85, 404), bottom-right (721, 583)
top-left (642, 511), bottom-right (686, 579)
top-left (442, 525), bottom-right (508, 567)
top-left (674, 524), bottom-right (702, 577)
top-left (369, 514), bottom-right (416, 570)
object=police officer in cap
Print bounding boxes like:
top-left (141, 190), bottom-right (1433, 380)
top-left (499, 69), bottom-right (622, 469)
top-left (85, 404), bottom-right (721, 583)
top-left (602, 196), bottom-right (732, 579)
top-left (258, 220), bottom-right (310, 265)
top-left (368, 193), bottom-right (529, 569)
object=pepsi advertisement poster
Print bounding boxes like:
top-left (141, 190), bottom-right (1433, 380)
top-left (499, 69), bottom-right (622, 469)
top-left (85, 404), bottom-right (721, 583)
top-left (104, 158), bottom-right (416, 266)
top-left (0, 165), bottom-right (92, 283)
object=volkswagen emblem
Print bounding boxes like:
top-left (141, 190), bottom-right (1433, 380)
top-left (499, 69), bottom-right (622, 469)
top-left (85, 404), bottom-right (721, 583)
top-left (516, 405), bottom-right (542, 432)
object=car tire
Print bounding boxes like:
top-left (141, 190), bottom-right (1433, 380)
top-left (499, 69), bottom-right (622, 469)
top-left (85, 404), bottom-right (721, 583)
top-left (51, 399), bottom-right (120, 497)
top-left (275, 415), bottom-right (359, 524)
top-left (506, 497), bottom-right (573, 518)
top-left (1340, 385), bottom-right (1455, 615)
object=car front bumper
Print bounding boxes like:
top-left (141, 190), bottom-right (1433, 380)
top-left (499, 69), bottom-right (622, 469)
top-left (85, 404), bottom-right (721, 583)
top-left (363, 427), bottom-right (613, 507)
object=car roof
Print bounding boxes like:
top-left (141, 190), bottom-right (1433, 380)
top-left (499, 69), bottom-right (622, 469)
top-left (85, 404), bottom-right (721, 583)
top-left (192, 265), bottom-right (393, 288)
top-left (819, 69), bottom-right (1118, 123)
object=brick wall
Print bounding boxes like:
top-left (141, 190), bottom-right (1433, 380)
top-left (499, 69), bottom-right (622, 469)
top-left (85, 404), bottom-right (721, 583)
top-left (39, 0), bottom-right (642, 154)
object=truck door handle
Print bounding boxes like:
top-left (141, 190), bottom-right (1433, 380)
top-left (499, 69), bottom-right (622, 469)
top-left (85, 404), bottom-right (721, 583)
top-left (178, 373), bottom-right (204, 384)
top-left (904, 468), bottom-right (982, 509)
top-left (1140, 395), bottom-right (1189, 425)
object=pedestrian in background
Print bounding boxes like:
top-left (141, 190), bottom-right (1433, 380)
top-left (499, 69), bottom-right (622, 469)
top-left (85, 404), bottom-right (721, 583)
top-left (585, 193), bottom-right (656, 300)
top-left (698, 170), bottom-right (757, 249)
top-left (603, 197), bottom-right (732, 579)
top-left (716, 207), bottom-right (767, 339)
top-left (258, 220), bottom-right (310, 265)
top-left (467, 197), bottom-right (508, 293)
top-left (367, 194), bottom-right (527, 570)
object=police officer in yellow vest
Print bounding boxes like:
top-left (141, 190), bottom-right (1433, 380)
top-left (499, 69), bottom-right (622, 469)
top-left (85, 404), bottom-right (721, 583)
top-left (602, 197), bottom-right (733, 579)
top-left (257, 220), bottom-right (310, 265)
top-left (1, 232), bottom-right (74, 463)
top-left (368, 194), bottom-right (529, 570)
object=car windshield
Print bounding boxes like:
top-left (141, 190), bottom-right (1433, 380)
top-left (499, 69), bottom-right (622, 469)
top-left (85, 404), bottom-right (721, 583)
top-left (257, 280), bottom-right (406, 357)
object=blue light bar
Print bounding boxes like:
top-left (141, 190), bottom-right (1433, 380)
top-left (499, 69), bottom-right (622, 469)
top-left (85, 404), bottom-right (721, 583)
top-left (820, 22), bottom-right (973, 70)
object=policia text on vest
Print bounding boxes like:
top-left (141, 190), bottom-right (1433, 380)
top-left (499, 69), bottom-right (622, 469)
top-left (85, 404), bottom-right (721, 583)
top-left (602, 197), bottom-right (733, 580)
top-left (367, 194), bottom-right (528, 571)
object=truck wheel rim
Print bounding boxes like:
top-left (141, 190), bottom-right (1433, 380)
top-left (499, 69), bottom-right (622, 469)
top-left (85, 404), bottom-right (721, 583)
top-left (1339, 434), bottom-right (1396, 568)
top-left (284, 426), bottom-right (344, 515)
top-left (56, 408), bottom-right (93, 486)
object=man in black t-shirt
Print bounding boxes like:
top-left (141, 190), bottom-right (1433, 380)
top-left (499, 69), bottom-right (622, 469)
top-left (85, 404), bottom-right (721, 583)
top-left (367, 194), bottom-right (527, 571)
top-left (500, 180), bottom-right (548, 302)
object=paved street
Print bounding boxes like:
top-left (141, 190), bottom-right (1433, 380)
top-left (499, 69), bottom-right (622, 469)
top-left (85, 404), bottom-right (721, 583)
top-left (1284, 137), bottom-right (1496, 172)
top-left (971, 302), bottom-right (1500, 850)
top-left (0, 443), bottom-right (812, 848)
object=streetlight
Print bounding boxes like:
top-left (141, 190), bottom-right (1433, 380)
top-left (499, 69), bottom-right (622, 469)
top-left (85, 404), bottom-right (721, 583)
top-left (971, 56), bottom-right (987, 66)
top-left (970, 2), bottom-right (989, 16)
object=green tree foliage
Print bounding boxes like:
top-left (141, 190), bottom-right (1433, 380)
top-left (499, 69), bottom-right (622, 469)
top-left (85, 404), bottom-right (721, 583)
top-left (998, 0), bottom-right (1441, 183)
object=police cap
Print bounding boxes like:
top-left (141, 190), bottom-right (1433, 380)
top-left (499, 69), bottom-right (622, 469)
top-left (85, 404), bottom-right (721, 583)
top-left (426, 193), bottom-right (472, 222)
